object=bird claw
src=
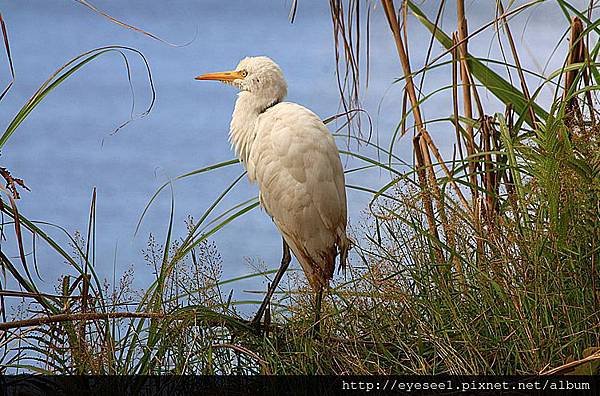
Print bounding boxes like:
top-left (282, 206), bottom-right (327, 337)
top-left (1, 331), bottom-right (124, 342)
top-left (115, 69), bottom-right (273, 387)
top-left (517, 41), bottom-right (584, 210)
top-left (250, 317), bottom-right (263, 335)
top-left (250, 312), bottom-right (271, 336)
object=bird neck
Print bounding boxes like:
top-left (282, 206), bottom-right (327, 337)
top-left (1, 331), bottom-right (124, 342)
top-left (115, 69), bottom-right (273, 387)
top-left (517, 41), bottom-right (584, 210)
top-left (229, 91), bottom-right (278, 164)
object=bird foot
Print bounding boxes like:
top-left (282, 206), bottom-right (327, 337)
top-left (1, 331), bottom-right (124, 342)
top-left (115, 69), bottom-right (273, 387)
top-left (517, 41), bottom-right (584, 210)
top-left (250, 308), bottom-right (268, 335)
top-left (309, 309), bottom-right (323, 340)
top-left (250, 317), bottom-right (263, 335)
top-left (250, 281), bottom-right (273, 336)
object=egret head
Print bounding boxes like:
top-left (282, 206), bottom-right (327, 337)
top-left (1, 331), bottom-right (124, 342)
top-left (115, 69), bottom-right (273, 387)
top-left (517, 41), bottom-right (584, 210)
top-left (195, 56), bottom-right (287, 104)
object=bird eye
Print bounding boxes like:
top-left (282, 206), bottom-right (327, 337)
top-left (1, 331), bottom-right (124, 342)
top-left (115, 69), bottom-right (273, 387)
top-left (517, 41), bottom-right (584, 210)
top-left (240, 70), bottom-right (248, 78)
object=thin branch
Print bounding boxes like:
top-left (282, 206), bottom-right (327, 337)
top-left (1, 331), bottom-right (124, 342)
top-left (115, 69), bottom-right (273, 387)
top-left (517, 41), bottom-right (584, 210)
top-left (0, 312), bottom-right (164, 331)
top-left (541, 351), bottom-right (600, 375)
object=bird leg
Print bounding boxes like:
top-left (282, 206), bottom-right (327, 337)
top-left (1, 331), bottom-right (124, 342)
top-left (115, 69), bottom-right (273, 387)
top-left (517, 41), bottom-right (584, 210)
top-left (251, 238), bottom-right (291, 329)
top-left (311, 287), bottom-right (324, 338)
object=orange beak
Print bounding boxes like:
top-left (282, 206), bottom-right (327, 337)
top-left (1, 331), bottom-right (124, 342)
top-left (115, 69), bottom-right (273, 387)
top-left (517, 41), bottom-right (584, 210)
top-left (194, 70), bottom-right (244, 82)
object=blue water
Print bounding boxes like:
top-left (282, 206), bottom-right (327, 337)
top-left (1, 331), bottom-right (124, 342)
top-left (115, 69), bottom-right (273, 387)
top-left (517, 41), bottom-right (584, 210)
top-left (0, 1), bottom-right (575, 313)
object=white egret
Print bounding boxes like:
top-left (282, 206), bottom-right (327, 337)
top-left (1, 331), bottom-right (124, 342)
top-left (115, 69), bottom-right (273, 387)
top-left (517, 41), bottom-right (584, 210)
top-left (196, 56), bottom-right (349, 329)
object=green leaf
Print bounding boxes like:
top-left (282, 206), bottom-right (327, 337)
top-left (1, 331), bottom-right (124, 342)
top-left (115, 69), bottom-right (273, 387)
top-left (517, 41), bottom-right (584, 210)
top-left (407, 1), bottom-right (548, 127)
top-left (0, 46), bottom-right (154, 149)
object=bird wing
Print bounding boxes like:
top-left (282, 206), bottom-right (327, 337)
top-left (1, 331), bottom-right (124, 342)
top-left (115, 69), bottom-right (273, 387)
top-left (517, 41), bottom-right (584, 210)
top-left (248, 102), bottom-right (348, 290)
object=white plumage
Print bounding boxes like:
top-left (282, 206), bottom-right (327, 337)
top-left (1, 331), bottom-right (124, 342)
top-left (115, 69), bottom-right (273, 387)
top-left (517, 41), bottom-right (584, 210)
top-left (249, 101), bottom-right (348, 289)
top-left (196, 56), bottom-right (349, 324)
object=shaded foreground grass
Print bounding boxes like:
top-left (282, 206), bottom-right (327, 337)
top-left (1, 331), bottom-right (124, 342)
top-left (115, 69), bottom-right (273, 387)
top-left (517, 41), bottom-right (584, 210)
top-left (0, 1), bottom-right (599, 375)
